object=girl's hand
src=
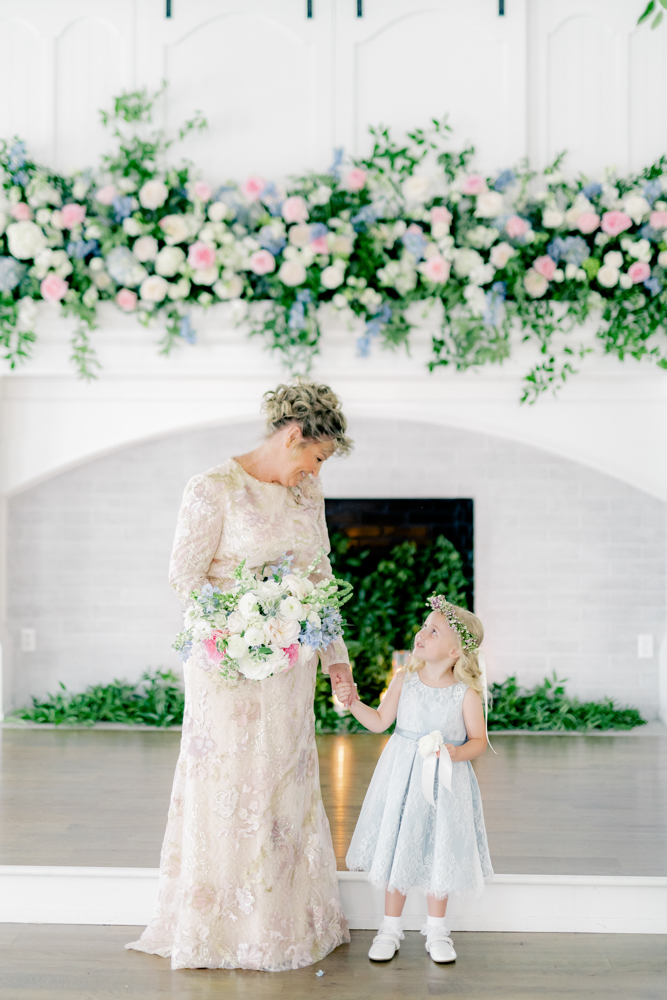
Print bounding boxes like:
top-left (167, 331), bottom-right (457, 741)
top-left (443, 743), bottom-right (461, 761)
top-left (334, 681), bottom-right (355, 705)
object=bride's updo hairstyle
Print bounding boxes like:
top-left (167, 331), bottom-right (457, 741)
top-left (407, 604), bottom-right (485, 697)
top-left (262, 379), bottom-right (353, 456)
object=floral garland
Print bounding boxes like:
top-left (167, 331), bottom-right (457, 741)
top-left (1, 88), bottom-right (667, 401)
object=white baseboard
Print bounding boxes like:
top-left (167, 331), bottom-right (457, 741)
top-left (0, 866), bottom-right (665, 934)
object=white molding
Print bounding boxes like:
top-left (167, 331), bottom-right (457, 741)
top-left (0, 866), bottom-right (665, 934)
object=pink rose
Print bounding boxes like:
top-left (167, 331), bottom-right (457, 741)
top-left (420, 254), bottom-right (451, 283)
top-left (241, 176), bottom-right (265, 201)
top-left (282, 196), bottom-right (309, 224)
top-left (283, 643), bottom-right (300, 668)
top-left (188, 241), bottom-right (216, 271)
top-left (533, 255), bottom-right (557, 281)
top-left (601, 211), bottom-right (632, 237)
top-left (40, 274), bottom-right (68, 302)
top-left (61, 203), bottom-right (86, 228)
top-left (345, 168), bottom-right (367, 192)
top-left (505, 215), bottom-right (529, 239)
top-left (95, 185), bottom-right (117, 206)
top-left (10, 203), bottom-right (32, 221)
top-left (628, 261), bottom-right (651, 284)
top-left (203, 631), bottom-right (225, 662)
top-left (249, 249), bottom-right (276, 275)
top-left (650, 211), bottom-right (667, 230)
top-left (430, 206), bottom-right (452, 225)
top-left (461, 174), bottom-right (487, 195)
top-left (577, 212), bottom-right (600, 234)
top-left (310, 234), bottom-right (329, 254)
top-left (115, 288), bottom-right (137, 312)
top-left (193, 181), bottom-right (212, 202)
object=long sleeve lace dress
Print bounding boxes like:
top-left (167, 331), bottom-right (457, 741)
top-left (126, 459), bottom-right (350, 971)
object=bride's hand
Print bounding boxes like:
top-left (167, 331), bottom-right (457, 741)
top-left (329, 662), bottom-right (356, 706)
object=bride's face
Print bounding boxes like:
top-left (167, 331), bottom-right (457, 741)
top-left (278, 427), bottom-right (334, 487)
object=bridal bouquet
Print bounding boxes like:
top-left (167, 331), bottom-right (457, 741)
top-left (173, 551), bottom-right (353, 681)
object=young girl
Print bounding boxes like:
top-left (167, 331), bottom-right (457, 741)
top-left (335, 595), bottom-right (493, 964)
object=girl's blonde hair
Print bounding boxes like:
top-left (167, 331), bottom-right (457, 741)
top-left (405, 604), bottom-right (485, 696)
top-left (262, 379), bottom-right (353, 456)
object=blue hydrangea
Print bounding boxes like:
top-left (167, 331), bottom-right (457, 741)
top-left (299, 621), bottom-right (323, 648)
top-left (643, 179), bottom-right (662, 205)
top-left (644, 276), bottom-right (661, 296)
top-left (259, 182), bottom-right (284, 217)
top-left (258, 226), bottom-right (285, 255)
top-left (401, 227), bottom-right (427, 260)
top-left (7, 142), bottom-right (26, 174)
top-left (310, 222), bottom-right (328, 242)
top-left (329, 147), bottom-right (344, 180)
top-left (113, 195), bottom-right (133, 222)
top-left (179, 314), bottom-right (196, 344)
top-left (106, 246), bottom-right (147, 287)
top-left (0, 256), bottom-right (26, 292)
top-left (582, 181), bottom-right (602, 200)
top-left (67, 239), bottom-right (99, 259)
top-left (288, 300), bottom-right (306, 331)
top-left (639, 224), bottom-right (661, 243)
top-left (177, 638), bottom-right (193, 662)
top-left (494, 169), bottom-right (515, 192)
top-left (351, 204), bottom-right (378, 230)
top-left (320, 609), bottom-right (343, 646)
top-left (547, 235), bottom-right (588, 266)
top-left (357, 304), bottom-right (391, 357)
top-left (483, 281), bottom-right (506, 327)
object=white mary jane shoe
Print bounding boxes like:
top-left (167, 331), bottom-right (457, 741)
top-left (368, 930), bottom-right (401, 961)
top-left (425, 933), bottom-right (457, 964)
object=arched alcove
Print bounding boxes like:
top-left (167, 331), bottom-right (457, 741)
top-left (5, 417), bottom-right (665, 717)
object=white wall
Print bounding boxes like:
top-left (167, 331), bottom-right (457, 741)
top-left (6, 416), bottom-right (664, 719)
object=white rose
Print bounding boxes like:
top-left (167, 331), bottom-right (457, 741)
top-left (658, 250), bottom-right (667, 268)
top-left (139, 274), bottom-right (169, 302)
top-left (139, 179), bottom-right (169, 210)
top-left (160, 214), bottom-right (190, 245)
top-left (278, 260), bottom-right (307, 287)
top-left (603, 251), bottom-right (623, 269)
top-left (7, 221), bottom-right (47, 260)
top-left (16, 297), bottom-right (37, 331)
top-left (193, 265), bottom-right (218, 285)
top-left (463, 284), bottom-right (487, 315)
top-left (542, 209), bottom-right (565, 228)
top-left (155, 246), bottom-right (186, 277)
top-left (622, 194), bottom-right (650, 225)
top-left (619, 273), bottom-right (633, 290)
top-left (320, 264), bottom-right (345, 289)
top-left (490, 242), bottom-right (515, 268)
top-left (403, 175), bottom-right (431, 204)
top-left (72, 179), bottom-right (89, 201)
top-left (330, 234), bottom-right (353, 256)
top-left (418, 730), bottom-right (444, 758)
top-left (167, 277), bottom-right (191, 300)
top-left (93, 271), bottom-right (112, 289)
top-left (524, 269), bottom-right (549, 298)
top-left (237, 655), bottom-right (272, 681)
top-left (469, 262), bottom-right (495, 286)
top-left (226, 633), bottom-right (249, 659)
top-left (208, 202), bottom-right (230, 222)
top-left (288, 224), bottom-right (311, 248)
top-left (265, 616), bottom-right (301, 647)
top-left (565, 195), bottom-right (593, 228)
top-left (244, 626), bottom-right (266, 647)
top-left (238, 592), bottom-right (259, 617)
top-left (565, 263), bottom-right (578, 280)
top-left (226, 610), bottom-right (247, 634)
top-left (132, 236), bottom-right (158, 262)
top-left (82, 286), bottom-right (99, 307)
top-left (279, 596), bottom-right (304, 620)
top-left (310, 185), bottom-right (332, 206)
top-left (282, 574), bottom-right (314, 600)
top-left (475, 190), bottom-right (504, 219)
top-left (453, 247), bottom-right (483, 278)
top-left (213, 274), bottom-right (243, 300)
top-left (123, 217), bottom-right (143, 237)
top-left (51, 249), bottom-right (72, 278)
top-left (597, 265), bottom-right (619, 288)
top-left (628, 238), bottom-right (652, 264)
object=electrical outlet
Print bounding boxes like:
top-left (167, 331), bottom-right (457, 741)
top-left (20, 628), bottom-right (36, 652)
top-left (637, 634), bottom-right (654, 659)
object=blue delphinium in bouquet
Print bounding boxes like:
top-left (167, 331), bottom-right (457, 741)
top-left (173, 549), bottom-right (353, 681)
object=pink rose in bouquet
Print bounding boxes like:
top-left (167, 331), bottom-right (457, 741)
top-left (95, 185), bottom-right (117, 205)
top-left (505, 215), bottom-right (529, 239)
top-left (533, 255), bottom-right (557, 281)
top-left (249, 249), bottom-right (276, 275)
top-left (193, 181), bottom-right (212, 202)
top-left (628, 261), bottom-right (650, 284)
top-left (61, 203), bottom-right (86, 228)
top-left (241, 176), bottom-right (265, 201)
top-left (601, 211), bottom-right (632, 237)
top-left (188, 241), bottom-right (216, 271)
top-left (577, 212), bottom-right (600, 234)
top-left (116, 288), bottom-right (138, 312)
top-left (345, 168), bottom-right (367, 192)
top-left (282, 196), bottom-right (309, 224)
top-left (650, 211), bottom-right (667, 230)
top-left (420, 254), bottom-right (451, 283)
top-left (461, 174), bottom-right (487, 195)
top-left (203, 631), bottom-right (226, 662)
top-left (10, 203), bottom-right (32, 221)
top-left (40, 274), bottom-right (68, 302)
top-left (284, 643), bottom-right (300, 668)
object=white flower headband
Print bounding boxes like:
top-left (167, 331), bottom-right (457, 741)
top-left (426, 594), bottom-right (479, 650)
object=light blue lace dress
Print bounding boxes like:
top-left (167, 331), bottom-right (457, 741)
top-left (346, 672), bottom-right (493, 899)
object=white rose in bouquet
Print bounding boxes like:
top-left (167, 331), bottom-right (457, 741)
top-left (255, 578), bottom-right (282, 600)
top-left (213, 274), bottom-right (243, 300)
top-left (321, 264), bottom-right (345, 289)
top-left (279, 596), bottom-right (304, 620)
top-left (7, 220), bottom-right (47, 260)
top-left (16, 297), bottom-right (37, 331)
top-left (282, 574), bottom-right (314, 600)
top-left (208, 202), bottom-right (230, 222)
top-left (597, 264), bottom-right (619, 288)
top-left (226, 610), bottom-right (247, 634)
top-left (155, 246), bottom-right (186, 277)
top-left (524, 269), bottom-right (549, 298)
top-left (278, 260), bottom-right (307, 287)
top-left (237, 655), bottom-right (273, 681)
top-left (622, 193), bottom-right (650, 225)
top-left (475, 191), bottom-right (504, 219)
top-left (542, 208), bottom-right (565, 228)
top-left (226, 633), bottom-right (249, 659)
top-left (167, 277), bottom-right (191, 300)
top-left (139, 274), bottom-right (169, 302)
top-left (453, 247), bottom-right (483, 278)
top-left (266, 616), bottom-right (301, 647)
top-left (107, 246), bottom-right (148, 288)
top-left (244, 626), bottom-right (266, 647)
top-left (123, 217), bottom-right (143, 237)
top-left (159, 214), bottom-right (191, 245)
top-left (238, 592), bottom-right (259, 617)
top-left (403, 175), bottom-right (431, 204)
top-left (133, 236), bottom-right (159, 262)
top-left (139, 179), bottom-right (169, 210)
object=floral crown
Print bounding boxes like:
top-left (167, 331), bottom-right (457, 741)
top-left (426, 594), bottom-right (479, 650)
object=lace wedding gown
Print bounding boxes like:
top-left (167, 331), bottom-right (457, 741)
top-left (127, 459), bottom-right (350, 971)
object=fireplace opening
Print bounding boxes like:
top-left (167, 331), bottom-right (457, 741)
top-left (324, 498), bottom-right (474, 609)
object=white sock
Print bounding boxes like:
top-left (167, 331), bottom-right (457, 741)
top-left (426, 915), bottom-right (447, 935)
top-left (381, 914), bottom-right (403, 936)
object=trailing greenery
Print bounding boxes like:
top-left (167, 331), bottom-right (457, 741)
top-left (11, 669), bottom-right (184, 728)
top-left (488, 673), bottom-right (646, 732)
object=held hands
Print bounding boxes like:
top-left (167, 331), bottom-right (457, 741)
top-left (436, 744), bottom-right (461, 761)
top-left (334, 681), bottom-right (357, 706)
top-left (328, 663), bottom-right (358, 707)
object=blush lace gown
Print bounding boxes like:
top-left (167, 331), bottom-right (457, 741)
top-left (126, 459), bottom-right (350, 971)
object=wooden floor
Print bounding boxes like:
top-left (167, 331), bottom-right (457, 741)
top-left (1, 727), bottom-right (666, 875)
top-left (0, 924), bottom-right (666, 999)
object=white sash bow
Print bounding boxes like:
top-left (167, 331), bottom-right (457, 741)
top-left (418, 729), bottom-right (452, 806)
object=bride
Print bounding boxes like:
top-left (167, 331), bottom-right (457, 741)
top-left (127, 380), bottom-right (355, 971)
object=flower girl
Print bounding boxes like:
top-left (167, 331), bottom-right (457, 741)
top-left (335, 595), bottom-right (493, 964)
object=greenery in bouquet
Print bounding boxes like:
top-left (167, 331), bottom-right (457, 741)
top-left (173, 551), bottom-right (353, 682)
top-left (1, 86), bottom-right (667, 399)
